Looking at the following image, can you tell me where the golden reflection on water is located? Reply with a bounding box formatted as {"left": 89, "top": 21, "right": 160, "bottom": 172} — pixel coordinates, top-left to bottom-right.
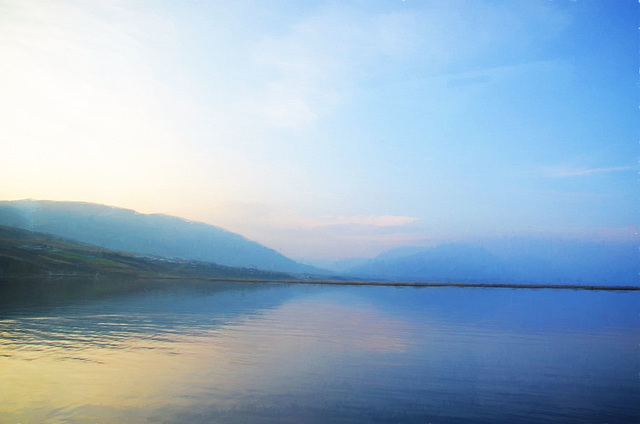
{"left": 0, "top": 297, "right": 410, "bottom": 423}
{"left": 1, "top": 284, "right": 639, "bottom": 424}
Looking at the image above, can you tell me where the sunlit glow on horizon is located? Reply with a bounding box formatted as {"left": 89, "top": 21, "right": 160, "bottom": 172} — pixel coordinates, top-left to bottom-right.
{"left": 0, "top": 0, "right": 636, "bottom": 260}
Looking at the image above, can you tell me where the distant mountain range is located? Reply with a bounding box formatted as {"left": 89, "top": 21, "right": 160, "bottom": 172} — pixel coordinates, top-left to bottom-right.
{"left": 347, "top": 238, "right": 639, "bottom": 286}
{"left": 0, "top": 200, "right": 322, "bottom": 275}
{"left": 0, "top": 200, "right": 636, "bottom": 286}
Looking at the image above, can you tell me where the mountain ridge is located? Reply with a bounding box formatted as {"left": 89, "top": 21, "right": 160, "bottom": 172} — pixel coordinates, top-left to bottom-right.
{"left": 0, "top": 224, "right": 295, "bottom": 280}
{"left": 348, "top": 238, "right": 639, "bottom": 286}
{"left": 0, "top": 200, "right": 324, "bottom": 275}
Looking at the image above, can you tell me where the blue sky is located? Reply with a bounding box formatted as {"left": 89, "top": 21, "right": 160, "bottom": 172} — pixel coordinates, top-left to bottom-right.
{"left": 0, "top": 0, "right": 637, "bottom": 260}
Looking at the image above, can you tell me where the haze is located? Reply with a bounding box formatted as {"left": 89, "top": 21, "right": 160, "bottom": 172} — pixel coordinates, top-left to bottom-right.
{"left": 0, "top": 0, "right": 636, "bottom": 261}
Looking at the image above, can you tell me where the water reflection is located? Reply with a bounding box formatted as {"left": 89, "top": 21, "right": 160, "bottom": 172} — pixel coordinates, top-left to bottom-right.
{"left": 0, "top": 278, "right": 638, "bottom": 423}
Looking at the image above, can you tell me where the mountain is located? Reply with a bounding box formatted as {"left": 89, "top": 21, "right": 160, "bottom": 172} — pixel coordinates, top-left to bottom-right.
{"left": 0, "top": 200, "right": 320, "bottom": 274}
{"left": 0, "top": 225, "right": 293, "bottom": 280}
{"left": 300, "top": 257, "right": 371, "bottom": 273}
{"left": 349, "top": 238, "right": 640, "bottom": 286}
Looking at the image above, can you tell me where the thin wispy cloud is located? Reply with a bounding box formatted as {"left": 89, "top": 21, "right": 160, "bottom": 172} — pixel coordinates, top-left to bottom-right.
{"left": 310, "top": 215, "right": 420, "bottom": 228}
{"left": 218, "top": 210, "right": 420, "bottom": 231}
{"left": 192, "top": 205, "right": 423, "bottom": 258}
{"left": 544, "top": 166, "right": 634, "bottom": 178}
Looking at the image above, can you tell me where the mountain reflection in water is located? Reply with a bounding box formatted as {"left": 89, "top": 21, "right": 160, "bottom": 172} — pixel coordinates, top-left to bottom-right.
{"left": 0, "top": 278, "right": 638, "bottom": 423}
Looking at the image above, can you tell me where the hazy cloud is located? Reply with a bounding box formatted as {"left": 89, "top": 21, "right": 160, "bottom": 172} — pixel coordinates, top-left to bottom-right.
{"left": 242, "top": 1, "right": 568, "bottom": 129}
{"left": 308, "top": 215, "right": 419, "bottom": 228}
{"left": 246, "top": 6, "right": 420, "bottom": 129}
{"left": 544, "top": 165, "right": 634, "bottom": 178}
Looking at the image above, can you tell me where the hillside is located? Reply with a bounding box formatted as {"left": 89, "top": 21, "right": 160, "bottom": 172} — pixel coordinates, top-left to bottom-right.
{"left": 0, "top": 200, "right": 322, "bottom": 274}
{"left": 0, "top": 225, "right": 292, "bottom": 281}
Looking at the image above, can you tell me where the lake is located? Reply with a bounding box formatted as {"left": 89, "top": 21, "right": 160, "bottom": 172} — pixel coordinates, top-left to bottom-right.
{"left": 0, "top": 278, "right": 638, "bottom": 423}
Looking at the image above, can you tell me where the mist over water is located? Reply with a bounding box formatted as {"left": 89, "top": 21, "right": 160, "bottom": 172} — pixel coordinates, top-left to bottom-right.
{"left": 1, "top": 278, "right": 638, "bottom": 423}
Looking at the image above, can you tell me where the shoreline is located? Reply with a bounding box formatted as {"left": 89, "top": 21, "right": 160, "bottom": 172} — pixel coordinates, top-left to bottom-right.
{"left": 207, "top": 278, "right": 640, "bottom": 291}
{"left": 3, "top": 274, "right": 637, "bottom": 291}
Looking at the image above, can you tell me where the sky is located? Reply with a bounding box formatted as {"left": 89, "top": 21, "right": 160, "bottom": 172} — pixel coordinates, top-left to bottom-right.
{"left": 0, "top": 0, "right": 637, "bottom": 261}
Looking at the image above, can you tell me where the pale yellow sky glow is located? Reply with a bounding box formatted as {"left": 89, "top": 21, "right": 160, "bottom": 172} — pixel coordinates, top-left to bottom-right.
{"left": 1, "top": 0, "right": 636, "bottom": 260}
{"left": 0, "top": 0, "right": 421, "bottom": 258}
{"left": 0, "top": 1, "right": 291, "bottom": 244}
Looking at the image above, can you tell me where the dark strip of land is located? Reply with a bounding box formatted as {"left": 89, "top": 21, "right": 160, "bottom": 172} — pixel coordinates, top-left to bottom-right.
{"left": 196, "top": 278, "right": 640, "bottom": 291}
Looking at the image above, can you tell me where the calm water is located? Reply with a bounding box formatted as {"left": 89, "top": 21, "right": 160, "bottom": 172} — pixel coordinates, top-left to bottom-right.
{"left": 0, "top": 278, "right": 638, "bottom": 424}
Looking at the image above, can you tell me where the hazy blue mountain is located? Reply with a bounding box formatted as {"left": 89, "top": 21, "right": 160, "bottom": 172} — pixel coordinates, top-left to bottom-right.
{"left": 0, "top": 200, "right": 320, "bottom": 274}
{"left": 300, "top": 257, "right": 371, "bottom": 273}
{"left": 349, "top": 238, "right": 639, "bottom": 286}
{"left": 0, "top": 225, "right": 293, "bottom": 281}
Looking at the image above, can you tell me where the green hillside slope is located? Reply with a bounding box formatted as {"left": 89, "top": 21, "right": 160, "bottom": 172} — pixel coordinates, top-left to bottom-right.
{"left": 0, "top": 225, "right": 291, "bottom": 281}
{"left": 0, "top": 200, "right": 323, "bottom": 274}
